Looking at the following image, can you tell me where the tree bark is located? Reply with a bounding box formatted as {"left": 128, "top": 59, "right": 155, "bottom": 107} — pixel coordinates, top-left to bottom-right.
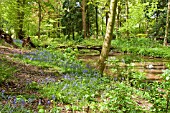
{"left": 82, "top": 0, "right": 87, "bottom": 38}
{"left": 164, "top": 0, "right": 170, "bottom": 46}
{"left": 95, "top": 5, "right": 98, "bottom": 38}
{"left": 106, "top": 12, "right": 109, "bottom": 26}
{"left": 86, "top": 5, "right": 90, "bottom": 37}
{"left": 38, "top": 0, "right": 42, "bottom": 39}
{"left": 98, "top": 0, "right": 118, "bottom": 74}
{"left": 116, "top": 5, "right": 121, "bottom": 33}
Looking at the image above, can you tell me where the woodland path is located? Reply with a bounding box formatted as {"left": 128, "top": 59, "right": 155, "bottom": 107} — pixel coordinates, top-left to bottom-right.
{"left": 0, "top": 46, "right": 61, "bottom": 110}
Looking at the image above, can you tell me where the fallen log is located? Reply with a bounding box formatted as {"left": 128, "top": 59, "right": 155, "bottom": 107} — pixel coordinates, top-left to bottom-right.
{"left": 56, "top": 45, "right": 115, "bottom": 53}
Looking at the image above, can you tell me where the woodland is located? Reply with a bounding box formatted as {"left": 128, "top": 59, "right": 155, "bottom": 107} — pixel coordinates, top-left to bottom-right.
{"left": 0, "top": 0, "right": 170, "bottom": 112}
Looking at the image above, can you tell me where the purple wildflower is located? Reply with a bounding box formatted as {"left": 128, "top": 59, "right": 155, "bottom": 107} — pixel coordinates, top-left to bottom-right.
{"left": 52, "top": 95, "right": 56, "bottom": 101}
{"left": 47, "top": 100, "right": 51, "bottom": 105}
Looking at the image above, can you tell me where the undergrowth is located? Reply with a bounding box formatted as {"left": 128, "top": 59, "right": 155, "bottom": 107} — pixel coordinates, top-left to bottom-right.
{"left": 0, "top": 38, "right": 170, "bottom": 112}
{"left": 112, "top": 38, "right": 170, "bottom": 58}
{"left": 0, "top": 58, "right": 17, "bottom": 84}
{"left": 1, "top": 48, "right": 169, "bottom": 112}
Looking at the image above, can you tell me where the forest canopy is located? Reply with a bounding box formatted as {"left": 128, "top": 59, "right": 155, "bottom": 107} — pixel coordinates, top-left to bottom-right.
{"left": 0, "top": 0, "right": 168, "bottom": 41}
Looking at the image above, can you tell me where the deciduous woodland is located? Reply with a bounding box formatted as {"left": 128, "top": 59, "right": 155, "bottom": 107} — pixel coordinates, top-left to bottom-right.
{"left": 0, "top": 0, "right": 170, "bottom": 112}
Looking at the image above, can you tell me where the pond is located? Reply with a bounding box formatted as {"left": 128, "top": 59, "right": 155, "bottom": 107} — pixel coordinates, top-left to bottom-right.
{"left": 78, "top": 52, "right": 169, "bottom": 80}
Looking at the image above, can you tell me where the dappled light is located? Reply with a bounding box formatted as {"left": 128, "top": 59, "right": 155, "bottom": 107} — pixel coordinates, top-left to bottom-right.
{"left": 0, "top": 0, "right": 170, "bottom": 112}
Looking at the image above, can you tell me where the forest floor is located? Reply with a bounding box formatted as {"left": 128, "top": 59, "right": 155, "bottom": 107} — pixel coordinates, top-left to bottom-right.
{"left": 0, "top": 46, "right": 155, "bottom": 112}
{"left": 0, "top": 46, "right": 62, "bottom": 111}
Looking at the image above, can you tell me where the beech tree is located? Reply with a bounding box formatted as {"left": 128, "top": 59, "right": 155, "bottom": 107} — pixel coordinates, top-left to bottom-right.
{"left": 98, "top": 0, "right": 118, "bottom": 74}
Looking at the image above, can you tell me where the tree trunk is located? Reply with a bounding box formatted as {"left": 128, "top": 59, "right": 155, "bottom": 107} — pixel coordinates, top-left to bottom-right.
{"left": 72, "top": 28, "right": 75, "bottom": 40}
{"left": 116, "top": 5, "right": 121, "bottom": 33}
{"left": 82, "top": 0, "right": 87, "bottom": 38}
{"left": 125, "top": 0, "right": 129, "bottom": 38}
{"left": 38, "top": 0, "right": 42, "bottom": 39}
{"left": 86, "top": 5, "right": 90, "bottom": 37}
{"left": 16, "top": 0, "right": 25, "bottom": 40}
{"left": 98, "top": 0, "right": 118, "bottom": 74}
{"left": 95, "top": 5, "right": 98, "bottom": 38}
{"left": 102, "top": 16, "right": 104, "bottom": 36}
{"left": 164, "top": 0, "right": 170, "bottom": 46}
{"left": 106, "top": 12, "right": 109, "bottom": 26}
